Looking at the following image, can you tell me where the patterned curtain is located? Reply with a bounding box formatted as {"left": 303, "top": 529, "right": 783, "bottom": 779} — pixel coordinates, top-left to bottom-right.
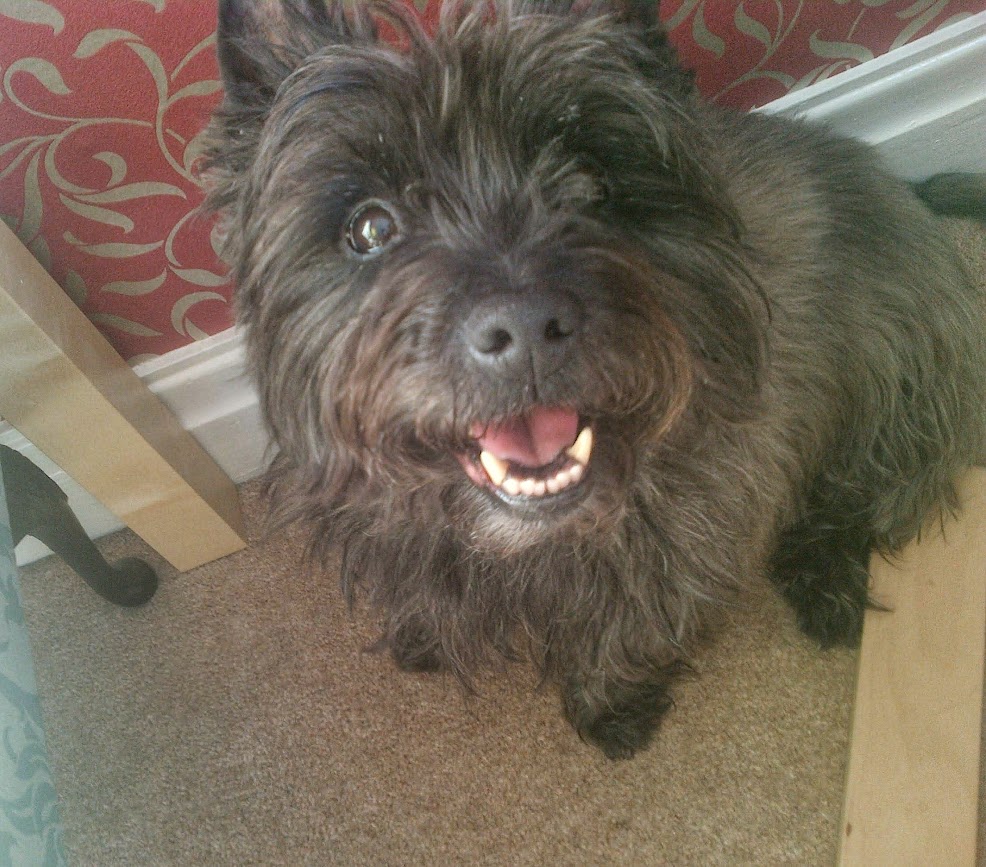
{"left": 0, "top": 467, "right": 67, "bottom": 866}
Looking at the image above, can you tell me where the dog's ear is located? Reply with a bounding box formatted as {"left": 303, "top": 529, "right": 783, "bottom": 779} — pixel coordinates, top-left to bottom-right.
{"left": 216, "top": 0, "right": 374, "bottom": 104}
{"left": 518, "top": 0, "right": 691, "bottom": 97}
{"left": 521, "top": 0, "right": 667, "bottom": 40}
{"left": 605, "top": 1, "right": 688, "bottom": 86}
{"left": 604, "top": 1, "right": 691, "bottom": 83}
{"left": 203, "top": 1, "right": 373, "bottom": 219}
{"left": 588, "top": 0, "right": 664, "bottom": 31}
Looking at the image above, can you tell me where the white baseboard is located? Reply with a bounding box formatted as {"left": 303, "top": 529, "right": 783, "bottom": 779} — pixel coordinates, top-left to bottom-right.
{"left": 129, "top": 327, "right": 272, "bottom": 485}
{"left": 4, "top": 12, "right": 985, "bottom": 566}
{"left": 763, "top": 12, "right": 986, "bottom": 178}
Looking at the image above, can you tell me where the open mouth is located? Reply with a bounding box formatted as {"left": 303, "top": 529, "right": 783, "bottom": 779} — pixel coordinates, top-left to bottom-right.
{"left": 457, "top": 406, "right": 593, "bottom": 502}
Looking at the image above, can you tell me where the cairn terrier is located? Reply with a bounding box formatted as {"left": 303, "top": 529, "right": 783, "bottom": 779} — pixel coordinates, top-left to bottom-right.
{"left": 203, "top": 0, "right": 986, "bottom": 758}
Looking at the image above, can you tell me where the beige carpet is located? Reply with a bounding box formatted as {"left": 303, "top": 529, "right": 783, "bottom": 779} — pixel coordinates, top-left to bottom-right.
{"left": 17, "top": 219, "right": 986, "bottom": 866}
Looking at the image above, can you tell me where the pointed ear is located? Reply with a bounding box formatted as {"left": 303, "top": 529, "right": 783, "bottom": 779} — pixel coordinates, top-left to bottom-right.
{"left": 520, "top": 0, "right": 691, "bottom": 95}
{"left": 542, "top": 0, "right": 666, "bottom": 32}
{"left": 216, "top": 0, "right": 374, "bottom": 103}
{"left": 604, "top": 1, "right": 681, "bottom": 64}
{"left": 605, "top": 0, "right": 663, "bottom": 28}
{"left": 600, "top": 0, "right": 694, "bottom": 98}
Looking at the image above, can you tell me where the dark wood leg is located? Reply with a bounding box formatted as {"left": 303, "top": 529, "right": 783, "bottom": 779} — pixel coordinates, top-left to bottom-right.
{"left": 1, "top": 445, "right": 157, "bottom": 606}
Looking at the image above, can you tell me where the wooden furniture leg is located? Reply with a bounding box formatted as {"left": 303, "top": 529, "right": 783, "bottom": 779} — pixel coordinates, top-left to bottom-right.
{"left": 838, "top": 468, "right": 986, "bottom": 865}
{"left": 0, "top": 221, "right": 245, "bottom": 572}
{"left": 1, "top": 445, "right": 157, "bottom": 605}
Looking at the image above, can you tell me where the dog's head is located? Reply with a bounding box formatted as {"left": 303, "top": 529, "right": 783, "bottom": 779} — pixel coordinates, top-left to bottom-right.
{"left": 204, "top": 0, "right": 766, "bottom": 554}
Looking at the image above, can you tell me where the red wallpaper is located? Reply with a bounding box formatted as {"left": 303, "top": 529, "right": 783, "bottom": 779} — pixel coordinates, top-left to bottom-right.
{"left": 2, "top": 0, "right": 984, "bottom": 361}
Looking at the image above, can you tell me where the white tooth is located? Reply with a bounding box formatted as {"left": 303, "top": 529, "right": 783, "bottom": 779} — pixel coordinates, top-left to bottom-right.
{"left": 569, "top": 462, "right": 585, "bottom": 483}
{"left": 519, "top": 478, "right": 538, "bottom": 497}
{"left": 502, "top": 477, "right": 521, "bottom": 497}
{"left": 566, "top": 426, "right": 594, "bottom": 467}
{"left": 480, "top": 451, "right": 509, "bottom": 486}
{"left": 546, "top": 476, "right": 563, "bottom": 494}
{"left": 533, "top": 480, "right": 547, "bottom": 497}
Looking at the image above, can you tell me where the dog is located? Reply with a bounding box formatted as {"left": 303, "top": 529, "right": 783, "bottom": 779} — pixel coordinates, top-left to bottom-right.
{"left": 202, "top": 0, "right": 986, "bottom": 759}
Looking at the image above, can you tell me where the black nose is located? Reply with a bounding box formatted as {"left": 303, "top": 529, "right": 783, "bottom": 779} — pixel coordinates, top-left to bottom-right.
{"left": 462, "top": 291, "right": 583, "bottom": 372}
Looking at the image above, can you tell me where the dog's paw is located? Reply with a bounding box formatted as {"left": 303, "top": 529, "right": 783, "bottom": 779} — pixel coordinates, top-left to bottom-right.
{"left": 791, "top": 586, "right": 866, "bottom": 649}
{"left": 392, "top": 645, "right": 445, "bottom": 674}
{"left": 564, "top": 680, "right": 674, "bottom": 760}
{"left": 579, "top": 709, "right": 659, "bottom": 760}
{"left": 771, "top": 520, "right": 872, "bottom": 649}
{"left": 774, "top": 551, "right": 871, "bottom": 649}
{"left": 387, "top": 620, "right": 447, "bottom": 673}
{"left": 773, "top": 545, "right": 869, "bottom": 648}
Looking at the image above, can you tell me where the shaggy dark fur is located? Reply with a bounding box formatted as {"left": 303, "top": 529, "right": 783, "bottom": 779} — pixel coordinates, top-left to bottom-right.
{"left": 202, "top": 0, "right": 986, "bottom": 758}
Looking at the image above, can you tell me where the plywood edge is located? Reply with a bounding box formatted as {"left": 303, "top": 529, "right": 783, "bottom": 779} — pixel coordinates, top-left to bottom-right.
{"left": 0, "top": 222, "right": 246, "bottom": 570}
{"left": 838, "top": 468, "right": 986, "bottom": 866}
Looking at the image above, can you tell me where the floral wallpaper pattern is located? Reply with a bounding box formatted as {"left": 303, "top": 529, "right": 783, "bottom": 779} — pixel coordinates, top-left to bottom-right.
{"left": 663, "top": 0, "right": 983, "bottom": 107}
{"left": 1, "top": 0, "right": 226, "bottom": 362}
{"left": 1, "top": 0, "right": 984, "bottom": 361}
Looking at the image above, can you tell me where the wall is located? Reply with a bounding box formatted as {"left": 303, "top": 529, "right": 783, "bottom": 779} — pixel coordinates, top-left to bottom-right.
{"left": 1, "top": 0, "right": 984, "bottom": 363}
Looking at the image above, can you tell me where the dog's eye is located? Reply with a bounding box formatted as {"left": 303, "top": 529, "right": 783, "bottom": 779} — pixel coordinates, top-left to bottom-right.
{"left": 346, "top": 202, "right": 400, "bottom": 256}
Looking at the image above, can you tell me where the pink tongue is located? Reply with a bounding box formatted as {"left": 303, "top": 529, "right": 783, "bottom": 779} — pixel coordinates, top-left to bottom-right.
{"left": 473, "top": 407, "right": 579, "bottom": 468}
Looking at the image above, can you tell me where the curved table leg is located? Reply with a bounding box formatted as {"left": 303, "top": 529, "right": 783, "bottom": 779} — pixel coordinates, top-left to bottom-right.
{"left": 0, "top": 446, "right": 157, "bottom": 607}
